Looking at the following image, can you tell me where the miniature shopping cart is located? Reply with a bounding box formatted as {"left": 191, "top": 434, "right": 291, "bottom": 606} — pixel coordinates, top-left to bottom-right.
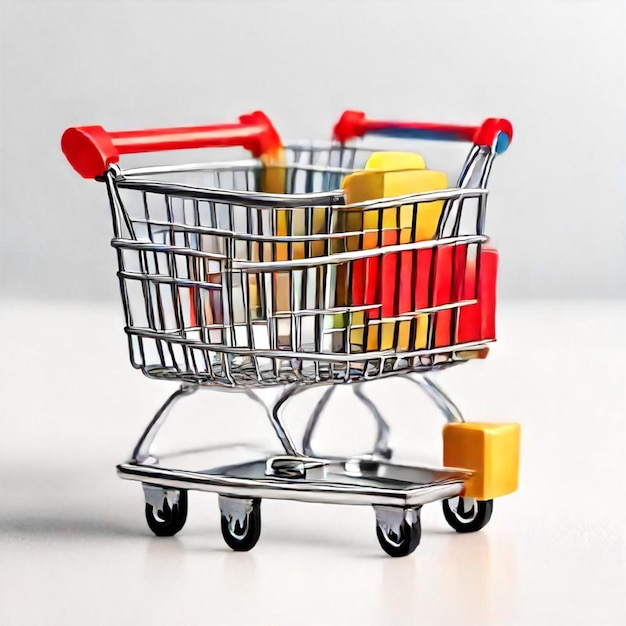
{"left": 61, "top": 110, "right": 521, "bottom": 557}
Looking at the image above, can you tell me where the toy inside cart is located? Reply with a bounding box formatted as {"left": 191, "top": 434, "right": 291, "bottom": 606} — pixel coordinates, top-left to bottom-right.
{"left": 61, "top": 110, "right": 520, "bottom": 557}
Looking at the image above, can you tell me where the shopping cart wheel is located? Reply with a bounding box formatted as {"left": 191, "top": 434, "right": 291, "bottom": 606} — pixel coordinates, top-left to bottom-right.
{"left": 144, "top": 487, "right": 188, "bottom": 537}
{"left": 442, "top": 497, "right": 493, "bottom": 533}
{"left": 374, "top": 505, "right": 421, "bottom": 557}
{"left": 219, "top": 496, "right": 261, "bottom": 552}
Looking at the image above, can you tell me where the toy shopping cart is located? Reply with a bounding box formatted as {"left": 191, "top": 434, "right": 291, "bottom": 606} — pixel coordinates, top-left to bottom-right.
{"left": 61, "top": 110, "right": 521, "bottom": 557}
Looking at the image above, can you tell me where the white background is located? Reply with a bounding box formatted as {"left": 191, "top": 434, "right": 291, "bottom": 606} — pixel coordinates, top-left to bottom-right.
{"left": 1, "top": 0, "right": 625, "bottom": 300}
{"left": 1, "top": 1, "right": 625, "bottom": 625}
{"left": 1, "top": 301, "right": 625, "bottom": 625}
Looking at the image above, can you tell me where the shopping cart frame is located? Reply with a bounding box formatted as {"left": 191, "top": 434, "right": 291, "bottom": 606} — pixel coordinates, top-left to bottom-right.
{"left": 62, "top": 110, "right": 515, "bottom": 556}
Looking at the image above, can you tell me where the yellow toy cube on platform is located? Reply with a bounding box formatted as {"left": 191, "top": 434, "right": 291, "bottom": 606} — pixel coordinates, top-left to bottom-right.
{"left": 443, "top": 422, "right": 521, "bottom": 500}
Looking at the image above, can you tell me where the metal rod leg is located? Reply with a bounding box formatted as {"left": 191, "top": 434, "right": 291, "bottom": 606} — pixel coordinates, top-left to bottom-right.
{"left": 406, "top": 374, "right": 465, "bottom": 423}
{"left": 353, "top": 385, "right": 392, "bottom": 458}
{"left": 132, "top": 383, "right": 199, "bottom": 463}
{"left": 302, "top": 386, "right": 335, "bottom": 457}
{"left": 246, "top": 385, "right": 301, "bottom": 457}
{"left": 302, "top": 384, "right": 391, "bottom": 459}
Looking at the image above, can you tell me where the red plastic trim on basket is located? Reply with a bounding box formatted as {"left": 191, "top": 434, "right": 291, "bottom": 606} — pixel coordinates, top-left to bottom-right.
{"left": 61, "top": 111, "right": 282, "bottom": 178}
{"left": 333, "top": 110, "right": 513, "bottom": 153}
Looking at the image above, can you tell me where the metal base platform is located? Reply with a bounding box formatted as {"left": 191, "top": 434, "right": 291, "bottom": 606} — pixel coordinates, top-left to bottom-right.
{"left": 117, "top": 456, "right": 469, "bottom": 507}
{"left": 118, "top": 375, "right": 489, "bottom": 556}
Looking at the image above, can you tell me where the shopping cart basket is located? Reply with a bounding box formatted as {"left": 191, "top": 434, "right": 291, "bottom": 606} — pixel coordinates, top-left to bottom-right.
{"left": 61, "top": 110, "right": 521, "bottom": 556}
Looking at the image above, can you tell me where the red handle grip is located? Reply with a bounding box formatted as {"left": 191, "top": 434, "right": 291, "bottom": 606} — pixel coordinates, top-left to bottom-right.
{"left": 333, "top": 110, "right": 513, "bottom": 154}
{"left": 62, "top": 111, "right": 282, "bottom": 178}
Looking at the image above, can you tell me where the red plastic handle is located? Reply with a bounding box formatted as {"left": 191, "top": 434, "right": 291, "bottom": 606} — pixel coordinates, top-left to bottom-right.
{"left": 333, "top": 110, "right": 513, "bottom": 153}
{"left": 62, "top": 111, "right": 282, "bottom": 178}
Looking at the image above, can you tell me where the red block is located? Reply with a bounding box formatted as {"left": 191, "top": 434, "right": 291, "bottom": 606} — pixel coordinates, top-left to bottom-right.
{"left": 415, "top": 245, "right": 468, "bottom": 347}
{"left": 457, "top": 248, "right": 498, "bottom": 344}
{"left": 349, "top": 239, "right": 473, "bottom": 349}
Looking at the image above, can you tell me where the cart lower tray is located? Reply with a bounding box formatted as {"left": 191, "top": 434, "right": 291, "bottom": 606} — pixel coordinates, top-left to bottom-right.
{"left": 117, "top": 456, "right": 469, "bottom": 507}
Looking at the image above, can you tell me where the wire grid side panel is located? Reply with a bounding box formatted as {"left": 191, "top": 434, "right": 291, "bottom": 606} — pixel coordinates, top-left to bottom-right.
{"left": 129, "top": 165, "right": 260, "bottom": 193}
{"left": 287, "top": 143, "right": 377, "bottom": 170}
{"left": 259, "top": 145, "right": 378, "bottom": 195}
{"left": 114, "top": 183, "right": 341, "bottom": 383}
{"left": 326, "top": 194, "right": 484, "bottom": 349}
{"left": 112, "top": 181, "right": 487, "bottom": 385}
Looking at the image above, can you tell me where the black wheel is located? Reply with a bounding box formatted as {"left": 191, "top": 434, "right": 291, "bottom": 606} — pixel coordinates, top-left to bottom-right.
{"left": 442, "top": 497, "right": 493, "bottom": 533}
{"left": 145, "top": 489, "right": 188, "bottom": 537}
{"left": 375, "top": 507, "right": 422, "bottom": 557}
{"left": 220, "top": 498, "right": 261, "bottom": 552}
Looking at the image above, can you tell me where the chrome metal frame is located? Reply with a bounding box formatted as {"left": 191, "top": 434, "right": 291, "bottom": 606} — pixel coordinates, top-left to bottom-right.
{"left": 101, "top": 135, "right": 505, "bottom": 521}
{"left": 301, "top": 384, "right": 392, "bottom": 459}
{"left": 118, "top": 371, "right": 471, "bottom": 507}
{"left": 104, "top": 141, "right": 495, "bottom": 389}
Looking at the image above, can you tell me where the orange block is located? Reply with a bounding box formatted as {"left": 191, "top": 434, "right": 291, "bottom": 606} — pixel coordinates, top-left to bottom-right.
{"left": 443, "top": 422, "right": 520, "bottom": 500}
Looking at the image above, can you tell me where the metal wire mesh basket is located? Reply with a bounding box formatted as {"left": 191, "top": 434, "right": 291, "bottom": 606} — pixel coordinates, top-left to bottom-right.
{"left": 60, "top": 110, "right": 517, "bottom": 557}
{"left": 87, "top": 122, "right": 502, "bottom": 387}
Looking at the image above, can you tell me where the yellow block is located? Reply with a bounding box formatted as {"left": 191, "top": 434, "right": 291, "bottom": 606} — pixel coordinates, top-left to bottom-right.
{"left": 443, "top": 422, "right": 521, "bottom": 500}
{"left": 273, "top": 149, "right": 428, "bottom": 262}
{"left": 365, "top": 151, "right": 425, "bottom": 171}
{"left": 271, "top": 145, "right": 326, "bottom": 261}
{"left": 260, "top": 149, "right": 287, "bottom": 194}
{"left": 348, "top": 311, "right": 428, "bottom": 352}
{"left": 245, "top": 149, "right": 287, "bottom": 314}
{"left": 340, "top": 167, "right": 448, "bottom": 250}
{"left": 275, "top": 206, "right": 328, "bottom": 260}
{"left": 260, "top": 151, "right": 288, "bottom": 258}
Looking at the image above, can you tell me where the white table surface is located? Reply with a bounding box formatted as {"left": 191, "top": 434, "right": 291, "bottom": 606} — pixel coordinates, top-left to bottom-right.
{"left": 1, "top": 299, "right": 624, "bottom": 625}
